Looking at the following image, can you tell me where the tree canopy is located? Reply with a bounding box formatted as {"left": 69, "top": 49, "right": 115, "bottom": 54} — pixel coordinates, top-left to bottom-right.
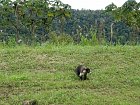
{"left": 0, "top": 0, "right": 71, "bottom": 45}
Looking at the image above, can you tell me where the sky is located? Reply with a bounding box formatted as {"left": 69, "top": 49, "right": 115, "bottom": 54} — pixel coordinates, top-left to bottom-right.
{"left": 61, "top": 0, "right": 140, "bottom": 10}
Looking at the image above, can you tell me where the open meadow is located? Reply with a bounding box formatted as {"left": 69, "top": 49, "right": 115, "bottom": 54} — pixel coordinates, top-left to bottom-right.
{"left": 0, "top": 45, "right": 140, "bottom": 105}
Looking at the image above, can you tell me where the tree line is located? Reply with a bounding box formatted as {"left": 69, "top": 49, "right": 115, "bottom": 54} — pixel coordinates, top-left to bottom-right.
{"left": 0, "top": 0, "right": 140, "bottom": 46}
{"left": 0, "top": 0, "right": 71, "bottom": 45}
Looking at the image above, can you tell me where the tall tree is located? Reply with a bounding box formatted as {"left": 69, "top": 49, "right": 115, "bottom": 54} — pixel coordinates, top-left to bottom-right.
{"left": 105, "top": 0, "right": 140, "bottom": 44}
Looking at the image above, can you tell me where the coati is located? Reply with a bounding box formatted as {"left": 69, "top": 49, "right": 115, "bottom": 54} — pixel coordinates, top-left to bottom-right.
{"left": 75, "top": 65, "right": 90, "bottom": 80}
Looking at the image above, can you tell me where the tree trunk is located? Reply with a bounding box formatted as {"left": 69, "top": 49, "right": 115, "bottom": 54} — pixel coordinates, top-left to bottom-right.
{"left": 60, "top": 17, "right": 65, "bottom": 34}
{"left": 30, "top": 21, "right": 36, "bottom": 45}
{"left": 15, "top": 27, "right": 19, "bottom": 43}
{"left": 110, "top": 23, "right": 114, "bottom": 44}
{"left": 15, "top": 4, "right": 20, "bottom": 44}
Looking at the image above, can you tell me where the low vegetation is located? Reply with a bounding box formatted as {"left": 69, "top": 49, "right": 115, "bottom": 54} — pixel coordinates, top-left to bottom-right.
{"left": 0, "top": 45, "right": 140, "bottom": 105}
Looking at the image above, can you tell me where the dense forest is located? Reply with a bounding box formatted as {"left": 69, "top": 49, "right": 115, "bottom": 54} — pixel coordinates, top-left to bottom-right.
{"left": 53, "top": 9, "right": 133, "bottom": 45}
{"left": 0, "top": 0, "right": 140, "bottom": 45}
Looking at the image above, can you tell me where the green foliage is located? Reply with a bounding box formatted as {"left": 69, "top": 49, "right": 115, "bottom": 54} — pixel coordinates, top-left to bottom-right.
{"left": 48, "top": 31, "right": 59, "bottom": 44}
{"left": 0, "top": 0, "right": 140, "bottom": 46}
{"left": 90, "top": 32, "right": 99, "bottom": 45}
{"left": 7, "top": 36, "right": 16, "bottom": 47}
{"left": 80, "top": 32, "right": 107, "bottom": 46}
{"left": 105, "top": 0, "right": 140, "bottom": 44}
{"left": 48, "top": 32, "right": 74, "bottom": 45}
{"left": 80, "top": 35, "right": 90, "bottom": 46}
{"left": 0, "top": 0, "right": 71, "bottom": 45}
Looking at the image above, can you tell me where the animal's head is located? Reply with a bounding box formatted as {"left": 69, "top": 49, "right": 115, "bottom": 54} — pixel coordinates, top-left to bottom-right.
{"left": 85, "top": 68, "right": 90, "bottom": 73}
{"left": 79, "top": 67, "right": 90, "bottom": 76}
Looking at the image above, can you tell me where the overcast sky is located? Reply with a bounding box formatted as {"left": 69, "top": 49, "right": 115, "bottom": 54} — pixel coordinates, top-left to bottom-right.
{"left": 61, "top": 0, "right": 140, "bottom": 10}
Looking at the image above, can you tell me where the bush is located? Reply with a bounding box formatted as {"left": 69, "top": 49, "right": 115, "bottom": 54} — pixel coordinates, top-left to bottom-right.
{"left": 80, "top": 35, "right": 91, "bottom": 45}
{"left": 7, "top": 37, "right": 16, "bottom": 47}
{"left": 48, "top": 32, "right": 74, "bottom": 45}
{"left": 90, "top": 32, "right": 99, "bottom": 45}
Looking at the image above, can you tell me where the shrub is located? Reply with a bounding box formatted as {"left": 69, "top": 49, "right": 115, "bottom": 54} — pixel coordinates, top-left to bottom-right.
{"left": 80, "top": 35, "right": 91, "bottom": 45}
{"left": 48, "top": 32, "right": 74, "bottom": 45}
{"left": 7, "top": 36, "right": 16, "bottom": 47}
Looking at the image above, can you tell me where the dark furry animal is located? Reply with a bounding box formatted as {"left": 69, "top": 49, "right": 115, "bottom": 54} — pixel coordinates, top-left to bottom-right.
{"left": 75, "top": 65, "right": 90, "bottom": 80}
{"left": 22, "top": 100, "right": 38, "bottom": 105}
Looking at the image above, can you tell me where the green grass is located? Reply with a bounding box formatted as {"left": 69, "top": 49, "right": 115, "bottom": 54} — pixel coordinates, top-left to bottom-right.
{"left": 0, "top": 45, "right": 140, "bottom": 105}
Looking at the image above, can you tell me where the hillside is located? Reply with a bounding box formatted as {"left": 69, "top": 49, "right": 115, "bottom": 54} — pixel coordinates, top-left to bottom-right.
{"left": 0, "top": 45, "right": 140, "bottom": 105}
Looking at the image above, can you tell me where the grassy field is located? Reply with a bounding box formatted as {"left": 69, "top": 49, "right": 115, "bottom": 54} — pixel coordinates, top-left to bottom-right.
{"left": 0, "top": 45, "right": 140, "bottom": 105}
